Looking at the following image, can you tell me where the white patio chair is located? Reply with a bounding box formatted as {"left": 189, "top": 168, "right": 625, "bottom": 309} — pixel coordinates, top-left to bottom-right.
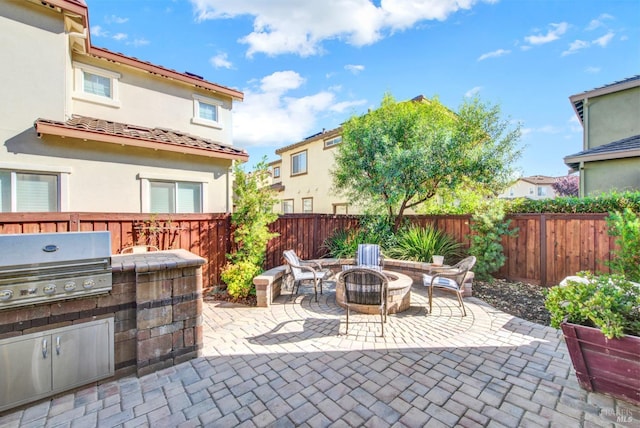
{"left": 423, "top": 256, "right": 476, "bottom": 316}
{"left": 283, "top": 250, "right": 328, "bottom": 302}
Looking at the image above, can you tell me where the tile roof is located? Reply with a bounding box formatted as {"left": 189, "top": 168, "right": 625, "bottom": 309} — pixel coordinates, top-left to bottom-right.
{"left": 564, "top": 134, "right": 640, "bottom": 169}
{"left": 34, "top": 116, "right": 248, "bottom": 161}
{"left": 521, "top": 175, "right": 557, "bottom": 185}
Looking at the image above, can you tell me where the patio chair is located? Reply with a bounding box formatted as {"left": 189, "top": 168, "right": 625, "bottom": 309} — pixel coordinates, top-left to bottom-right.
{"left": 340, "top": 268, "right": 389, "bottom": 337}
{"left": 423, "top": 256, "right": 476, "bottom": 316}
{"left": 343, "top": 243, "right": 384, "bottom": 271}
{"left": 283, "top": 250, "right": 328, "bottom": 302}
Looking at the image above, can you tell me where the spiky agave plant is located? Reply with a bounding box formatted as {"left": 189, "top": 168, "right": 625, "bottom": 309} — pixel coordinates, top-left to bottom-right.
{"left": 386, "top": 225, "right": 465, "bottom": 263}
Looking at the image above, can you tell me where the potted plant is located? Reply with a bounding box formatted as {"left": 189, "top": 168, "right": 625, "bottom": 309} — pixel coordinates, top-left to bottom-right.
{"left": 545, "top": 272, "right": 640, "bottom": 405}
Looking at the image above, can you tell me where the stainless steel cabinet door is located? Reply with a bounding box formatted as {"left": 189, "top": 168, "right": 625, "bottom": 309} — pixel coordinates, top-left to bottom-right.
{"left": 52, "top": 318, "right": 114, "bottom": 392}
{"left": 0, "top": 333, "right": 52, "bottom": 412}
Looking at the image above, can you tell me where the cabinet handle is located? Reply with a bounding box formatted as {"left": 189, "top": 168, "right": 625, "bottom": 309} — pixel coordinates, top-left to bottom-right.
{"left": 56, "top": 336, "right": 61, "bottom": 355}
{"left": 42, "top": 338, "right": 47, "bottom": 359}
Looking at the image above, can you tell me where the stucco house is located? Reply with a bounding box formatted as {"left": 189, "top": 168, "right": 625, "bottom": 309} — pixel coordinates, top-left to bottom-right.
{"left": 1, "top": 0, "right": 247, "bottom": 214}
{"left": 270, "top": 127, "right": 357, "bottom": 214}
{"left": 564, "top": 75, "right": 640, "bottom": 196}
{"left": 498, "top": 175, "right": 558, "bottom": 200}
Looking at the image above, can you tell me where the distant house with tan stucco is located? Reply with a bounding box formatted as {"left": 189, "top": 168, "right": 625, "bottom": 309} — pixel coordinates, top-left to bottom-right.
{"left": 498, "top": 175, "right": 558, "bottom": 200}
{"left": 270, "top": 127, "right": 357, "bottom": 214}
{"left": 1, "top": 0, "right": 247, "bottom": 214}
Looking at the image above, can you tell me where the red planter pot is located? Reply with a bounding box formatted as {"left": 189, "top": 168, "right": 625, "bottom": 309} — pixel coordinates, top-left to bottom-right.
{"left": 561, "top": 322, "right": 640, "bottom": 406}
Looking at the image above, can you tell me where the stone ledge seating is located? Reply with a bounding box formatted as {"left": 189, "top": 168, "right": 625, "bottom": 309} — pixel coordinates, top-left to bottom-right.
{"left": 253, "top": 258, "right": 474, "bottom": 307}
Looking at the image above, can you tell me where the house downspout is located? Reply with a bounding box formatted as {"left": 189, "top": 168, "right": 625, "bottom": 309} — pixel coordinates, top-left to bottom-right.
{"left": 227, "top": 162, "right": 234, "bottom": 213}
{"left": 579, "top": 161, "right": 585, "bottom": 197}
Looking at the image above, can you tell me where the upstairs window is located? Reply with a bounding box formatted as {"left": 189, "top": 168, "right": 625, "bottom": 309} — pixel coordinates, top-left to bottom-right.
{"left": 73, "top": 62, "right": 121, "bottom": 107}
{"left": 0, "top": 170, "right": 60, "bottom": 212}
{"left": 150, "top": 181, "right": 202, "bottom": 213}
{"left": 273, "top": 166, "right": 281, "bottom": 178}
{"left": 324, "top": 136, "right": 342, "bottom": 148}
{"left": 193, "top": 95, "right": 222, "bottom": 128}
{"left": 302, "top": 198, "right": 313, "bottom": 213}
{"left": 291, "top": 150, "right": 307, "bottom": 176}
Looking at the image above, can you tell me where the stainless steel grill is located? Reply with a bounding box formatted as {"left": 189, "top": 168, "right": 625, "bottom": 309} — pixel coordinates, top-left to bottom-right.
{"left": 0, "top": 231, "right": 112, "bottom": 310}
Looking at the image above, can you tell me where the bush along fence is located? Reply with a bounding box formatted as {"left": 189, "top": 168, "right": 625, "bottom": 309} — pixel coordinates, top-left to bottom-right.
{"left": 0, "top": 212, "right": 614, "bottom": 289}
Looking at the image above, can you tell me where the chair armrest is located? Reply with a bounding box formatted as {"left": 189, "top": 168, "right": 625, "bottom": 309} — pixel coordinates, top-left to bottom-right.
{"left": 300, "top": 260, "right": 323, "bottom": 271}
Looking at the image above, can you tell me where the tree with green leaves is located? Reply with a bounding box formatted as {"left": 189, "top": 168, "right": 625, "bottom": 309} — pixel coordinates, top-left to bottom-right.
{"left": 332, "top": 93, "right": 522, "bottom": 231}
{"left": 221, "top": 158, "right": 279, "bottom": 298}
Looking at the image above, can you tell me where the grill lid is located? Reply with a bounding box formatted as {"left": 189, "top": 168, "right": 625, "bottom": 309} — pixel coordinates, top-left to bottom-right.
{"left": 0, "top": 231, "right": 111, "bottom": 267}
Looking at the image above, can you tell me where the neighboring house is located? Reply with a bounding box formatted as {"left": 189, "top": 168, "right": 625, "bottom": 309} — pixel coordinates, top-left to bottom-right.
{"left": 270, "top": 127, "right": 355, "bottom": 214}
{"left": 0, "top": 0, "right": 247, "bottom": 214}
{"left": 564, "top": 75, "right": 640, "bottom": 196}
{"left": 498, "top": 175, "right": 558, "bottom": 200}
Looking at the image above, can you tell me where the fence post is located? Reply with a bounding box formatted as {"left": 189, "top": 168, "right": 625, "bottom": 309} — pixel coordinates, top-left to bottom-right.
{"left": 540, "top": 213, "right": 547, "bottom": 286}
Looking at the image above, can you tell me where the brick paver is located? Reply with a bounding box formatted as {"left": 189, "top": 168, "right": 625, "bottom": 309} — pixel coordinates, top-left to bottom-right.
{"left": 0, "top": 281, "right": 639, "bottom": 427}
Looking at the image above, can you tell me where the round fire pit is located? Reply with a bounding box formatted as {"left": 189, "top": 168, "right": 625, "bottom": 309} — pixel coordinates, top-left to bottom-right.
{"left": 336, "top": 270, "right": 413, "bottom": 314}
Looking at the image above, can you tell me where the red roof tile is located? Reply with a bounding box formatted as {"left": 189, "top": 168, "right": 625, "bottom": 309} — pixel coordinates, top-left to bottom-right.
{"left": 34, "top": 116, "right": 248, "bottom": 161}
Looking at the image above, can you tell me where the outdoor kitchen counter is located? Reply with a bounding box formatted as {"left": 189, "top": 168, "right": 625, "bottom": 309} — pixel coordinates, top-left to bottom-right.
{"left": 111, "top": 249, "right": 206, "bottom": 273}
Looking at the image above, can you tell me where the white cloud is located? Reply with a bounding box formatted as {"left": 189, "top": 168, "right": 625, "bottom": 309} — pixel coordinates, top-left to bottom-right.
{"left": 593, "top": 31, "right": 614, "bottom": 47}
{"left": 127, "top": 38, "right": 150, "bottom": 47}
{"left": 568, "top": 115, "right": 582, "bottom": 133}
{"left": 105, "top": 15, "right": 129, "bottom": 24}
{"left": 585, "top": 66, "right": 601, "bottom": 74}
{"left": 113, "top": 33, "right": 128, "bottom": 41}
{"left": 586, "top": 13, "right": 613, "bottom": 31}
{"left": 189, "top": 0, "right": 495, "bottom": 57}
{"left": 524, "top": 22, "right": 568, "bottom": 45}
{"left": 345, "top": 64, "right": 365, "bottom": 74}
{"left": 91, "top": 25, "right": 109, "bottom": 37}
{"left": 232, "top": 71, "right": 365, "bottom": 147}
{"left": 464, "top": 86, "right": 482, "bottom": 97}
{"left": 477, "top": 48, "right": 510, "bottom": 61}
{"left": 562, "top": 40, "right": 589, "bottom": 56}
{"left": 210, "top": 53, "right": 233, "bottom": 69}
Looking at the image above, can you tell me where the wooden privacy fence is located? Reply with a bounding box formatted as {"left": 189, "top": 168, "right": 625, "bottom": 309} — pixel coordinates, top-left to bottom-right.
{"left": 0, "top": 212, "right": 615, "bottom": 289}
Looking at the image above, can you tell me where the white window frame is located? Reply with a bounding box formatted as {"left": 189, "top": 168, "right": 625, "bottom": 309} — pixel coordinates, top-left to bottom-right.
{"left": 192, "top": 95, "right": 222, "bottom": 129}
{"left": 291, "top": 150, "right": 307, "bottom": 176}
{"left": 537, "top": 186, "right": 547, "bottom": 197}
{"left": 302, "top": 197, "right": 313, "bottom": 213}
{"left": 73, "top": 62, "right": 121, "bottom": 108}
{"left": 324, "top": 136, "right": 342, "bottom": 148}
{"left": 273, "top": 166, "right": 281, "bottom": 178}
{"left": 0, "top": 163, "right": 71, "bottom": 212}
{"left": 139, "top": 172, "right": 208, "bottom": 213}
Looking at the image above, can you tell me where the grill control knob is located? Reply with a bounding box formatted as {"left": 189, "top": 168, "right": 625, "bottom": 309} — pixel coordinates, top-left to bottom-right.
{"left": 43, "top": 284, "right": 56, "bottom": 295}
{"left": 0, "top": 289, "right": 12, "bottom": 301}
{"left": 64, "top": 281, "right": 76, "bottom": 292}
{"left": 83, "top": 279, "right": 95, "bottom": 289}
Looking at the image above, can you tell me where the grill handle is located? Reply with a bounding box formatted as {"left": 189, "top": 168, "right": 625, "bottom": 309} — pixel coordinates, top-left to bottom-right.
{"left": 56, "top": 336, "right": 61, "bottom": 355}
{"left": 42, "top": 338, "right": 48, "bottom": 359}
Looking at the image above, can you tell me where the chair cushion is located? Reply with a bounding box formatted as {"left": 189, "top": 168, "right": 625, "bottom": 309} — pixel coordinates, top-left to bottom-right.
{"left": 357, "top": 244, "right": 381, "bottom": 267}
{"left": 295, "top": 270, "right": 327, "bottom": 281}
{"left": 422, "top": 274, "right": 460, "bottom": 291}
{"left": 342, "top": 264, "right": 382, "bottom": 272}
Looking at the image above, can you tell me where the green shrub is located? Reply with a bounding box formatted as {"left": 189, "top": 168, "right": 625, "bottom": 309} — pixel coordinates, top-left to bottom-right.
{"left": 221, "top": 261, "right": 261, "bottom": 299}
{"left": 606, "top": 208, "right": 640, "bottom": 282}
{"left": 468, "top": 201, "right": 518, "bottom": 281}
{"left": 386, "top": 225, "right": 464, "bottom": 263}
{"left": 545, "top": 272, "right": 640, "bottom": 338}
{"left": 507, "top": 191, "right": 640, "bottom": 214}
{"left": 321, "top": 228, "right": 369, "bottom": 259}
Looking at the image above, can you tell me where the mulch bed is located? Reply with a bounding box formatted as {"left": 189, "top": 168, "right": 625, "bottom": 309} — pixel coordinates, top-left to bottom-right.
{"left": 206, "top": 278, "right": 552, "bottom": 327}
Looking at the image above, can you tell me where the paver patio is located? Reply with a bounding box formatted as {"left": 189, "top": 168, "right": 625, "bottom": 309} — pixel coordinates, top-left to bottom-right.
{"left": 0, "top": 281, "right": 638, "bottom": 427}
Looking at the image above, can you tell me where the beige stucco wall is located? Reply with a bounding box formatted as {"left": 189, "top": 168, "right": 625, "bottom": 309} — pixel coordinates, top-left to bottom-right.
{"left": 70, "top": 56, "right": 235, "bottom": 145}
{"left": 276, "top": 140, "right": 356, "bottom": 214}
{"left": 1, "top": 1, "right": 236, "bottom": 213}
{"left": 499, "top": 180, "right": 556, "bottom": 199}
{"left": 0, "top": 1, "right": 66, "bottom": 140}
{"left": 585, "top": 87, "right": 640, "bottom": 149}
{"left": 583, "top": 158, "right": 640, "bottom": 196}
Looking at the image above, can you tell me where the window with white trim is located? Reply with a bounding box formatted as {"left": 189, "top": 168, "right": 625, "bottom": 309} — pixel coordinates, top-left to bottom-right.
{"left": 150, "top": 181, "right": 202, "bottom": 213}
{"left": 273, "top": 166, "right": 280, "bottom": 178}
{"left": 324, "top": 136, "right": 342, "bottom": 148}
{"left": 192, "top": 95, "right": 222, "bottom": 128}
{"left": 537, "top": 186, "right": 547, "bottom": 197}
{"left": 302, "top": 197, "right": 313, "bottom": 213}
{"left": 291, "top": 150, "right": 307, "bottom": 176}
{"left": 0, "top": 170, "right": 59, "bottom": 212}
{"left": 282, "top": 199, "right": 294, "bottom": 214}
{"left": 73, "top": 62, "right": 121, "bottom": 107}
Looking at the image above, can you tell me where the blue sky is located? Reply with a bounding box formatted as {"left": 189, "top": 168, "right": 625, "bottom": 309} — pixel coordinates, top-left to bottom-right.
{"left": 85, "top": 0, "right": 639, "bottom": 178}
